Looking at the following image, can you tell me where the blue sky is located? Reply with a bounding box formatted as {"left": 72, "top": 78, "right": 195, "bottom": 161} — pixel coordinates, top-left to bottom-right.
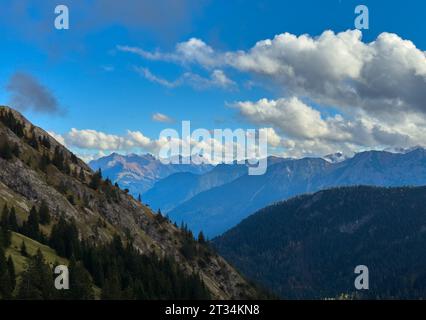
{"left": 1, "top": 0, "right": 426, "bottom": 160}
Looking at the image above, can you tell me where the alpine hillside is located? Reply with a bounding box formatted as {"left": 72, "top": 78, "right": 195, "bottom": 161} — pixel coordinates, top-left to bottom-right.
{"left": 0, "top": 106, "right": 259, "bottom": 300}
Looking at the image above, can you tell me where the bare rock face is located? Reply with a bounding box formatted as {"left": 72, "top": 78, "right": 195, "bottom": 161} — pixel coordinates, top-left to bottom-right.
{"left": 0, "top": 106, "right": 257, "bottom": 299}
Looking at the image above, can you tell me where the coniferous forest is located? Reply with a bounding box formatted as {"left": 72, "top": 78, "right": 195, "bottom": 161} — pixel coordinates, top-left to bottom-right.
{"left": 0, "top": 203, "right": 210, "bottom": 300}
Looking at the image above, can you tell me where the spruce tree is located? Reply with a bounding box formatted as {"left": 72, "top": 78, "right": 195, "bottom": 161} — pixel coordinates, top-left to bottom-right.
{"left": 0, "top": 246, "right": 13, "bottom": 299}
{"left": 23, "top": 206, "right": 41, "bottom": 241}
{"left": 52, "top": 146, "right": 65, "bottom": 171}
{"left": 39, "top": 200, "right": 51, "bottom": 225}
{"left": 0, "top": 141, "right": 13, "bottom": 160}
{"left": 68, "top": 258, "right": 94, "bottom": 300}
{"left": 7, "top": 256, "right": 16, "bottom": 292}
{"left": 101, "top": 275, "right": 122, "bottom": 300}
{"left": 39, "top": 151, "right": 51, "bottom": 172}
{"left": 20, "top": 240, "right": 28, "bottom": 257}
{"left": 79, "top": 168, "right": 86, "bottom": 182}
{"left": 8, "top": 207, "right": 18, "bottom": 232}
{"left": 89, "top": 169, "right": 102, "bottom": 190}
{"left": 197, "top": 231, "right": 206, "bottom": 244}
{"left": 17, "top": 249, "right": 57, "bottom": 300}
{"left": 1, "top": 204, "right": 9, "bottom": 228}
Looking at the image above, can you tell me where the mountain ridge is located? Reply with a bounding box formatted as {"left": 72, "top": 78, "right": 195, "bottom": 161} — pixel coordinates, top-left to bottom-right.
{"left": 89, "top": 152, "right": 213, "bottom": 196}
{"left": 167, "top": 148, "right": 426, "bottom": 237}
{"left": 213, "top": 185, "right": 426, "bottom": 299}
{"left": 0, "top": 105, "right": 257, "bottom": 299}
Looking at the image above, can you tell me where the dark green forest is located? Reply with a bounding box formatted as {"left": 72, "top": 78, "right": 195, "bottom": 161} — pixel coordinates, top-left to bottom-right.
{"left": 214, "top": 186, "right": 426, "bottom": 299}
{"left": 0, "top": 203, "right": 210, "bottom": 300}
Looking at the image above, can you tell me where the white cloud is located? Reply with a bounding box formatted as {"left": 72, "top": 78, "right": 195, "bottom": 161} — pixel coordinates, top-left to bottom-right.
{"left": 152, "top": 112, "right": 174, "bottom": 123}
{"left": 118, "top": 38, "right": 221, "bottom": 68}
{"left": 134, "top": 66, "right": 236, "bottom": 90}
{"left": 235, "top": 97, "right": 329, "bottom": 140}
{"left": 64, "top": 128, "right": 130, "bottom": 151}
{"left": 232, "top": 31, "right": 426, "bottom": 121}
{"left": 122, "top": 30, "right": 426, "bottom": 120}
{"left": 51, "top": 127, "right": 271, "bottom": 164}
{"left": 56, "top": 128, "right": 157, "bottom": 153}
{"left": 136, "top": 67, "right": 178, "bottom": 88}
{"left": 233, "top": 97, "right": 422, "bottom": 157}
{"left": 117, "top": 31, "right": 426, "bottom": 157}
{"left": 265, "top": 127, "right": 281, "bottom": 147}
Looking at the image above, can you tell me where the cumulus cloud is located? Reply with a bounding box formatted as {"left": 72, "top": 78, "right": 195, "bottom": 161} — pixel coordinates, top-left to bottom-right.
{"left": 52, "top": 126, "right": 272, "bottom": 164}
{"left": 62, "top": 128, "right": 157, "bottom": 152}
{"left": 233, "top": 97, "right": 421, "bottom": 157}
{"left": 152, "top": 112, "right": 174, "bottom": 123}
{"left": 227, "top": 30, "right": 426, "bottom": 121}
{"left": 123, "top": 30, "right": 426, "bottom": 120}
{"left": 134, "top": 67, "right": 236, "bottom": 90}
{"left": 6, "top": 72, "right": 61, "bottom": 114}
{"left": 121, "top": 29, "right": 426, "bottom": 157}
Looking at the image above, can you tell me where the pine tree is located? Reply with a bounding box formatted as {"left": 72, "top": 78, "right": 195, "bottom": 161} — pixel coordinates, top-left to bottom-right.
{"left": 89, "top": 169, "right": 103, "bottom": 190}
{"left": 17, "top": 249, "right": 57, "bottom": 299}
{"left": 79, "top": 168, "right": 86, "bottom": 182}
{"left": 39, "top": 200, "right": 51, "bottom": 225}
{"left": 39, "top": 151, "right": 51, "bottom": 172}
{"left": 11, "top": 143, "right": 20, "bottom": 157}
{"left": 28, "top": 132, "right": 39, "bottom": 150}
{"left": 8, "top": 207, "right": 18, "bottom": 232}
{"left": 101, "top": 275, "right": 122, "bottom": 300}
{"left": 0, "top": 246, "right": 13, "bottom": 299}
{"left": 1, "top": 204, "right": 9, "bottom": 228}
{"left": 0, "top": 206, "right": 12, "bottom": 248}
{"left": 7, "top": 256, "right": 16, "bottom": 292}
{"left": 197, "top": 231, "right": 206, "bottom": 244}
{"left": 40, "top": 136, "right": 51, "bottom": 149}
{"left": 0, "top": 141, "right": 13, "bottom": 160}
{"left": 22, "top": 206, "right": 41, "bottom": 241}
{"left": 0, "top": 227, "right": 11, "bottom": 248}
{"left": 49, "top": 217, "right": 81, "bottom": 259}
{"left": 68, "top": 258, "right": 94, "bottom": 300}
{"left": 52, "top": 146, "right": 65, "bottom": 171}
{"left": 20, "top": 240, "right": 28, "bottom": 257}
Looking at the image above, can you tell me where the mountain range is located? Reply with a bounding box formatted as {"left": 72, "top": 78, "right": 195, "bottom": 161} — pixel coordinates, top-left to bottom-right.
{"left": 141, "top": 148, "right": 426, "bottom": 238}
{"left": 0, "top": 106, "right": 258, "bottom": 299}
{"left": 89, "top": 153, "right": 213, "bottom": 196}
{"left": 213, "top": 185, "right": 426, "bottom": 299}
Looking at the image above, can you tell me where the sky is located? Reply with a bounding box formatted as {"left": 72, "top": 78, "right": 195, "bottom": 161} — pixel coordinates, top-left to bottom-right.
{"left": 1, "top": 0, "right": 426, "bottom": 161}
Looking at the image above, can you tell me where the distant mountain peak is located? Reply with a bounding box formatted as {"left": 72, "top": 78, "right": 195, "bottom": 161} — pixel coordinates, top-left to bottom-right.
{"left": 89, "top": 152, "right": 214, "bottom": 195}
{"left": 384, "top": 145, "right": 425, "bottom": 154}
{"left": 322, "top": 152, "right": 348, "bottom": 163}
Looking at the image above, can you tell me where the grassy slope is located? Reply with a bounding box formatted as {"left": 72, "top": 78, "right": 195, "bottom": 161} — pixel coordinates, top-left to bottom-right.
{"left": 6, "top": 232, "right": 68, "bottom": 274}
{"left": 5, "top": 232, "right": 101, "bottom": 298}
